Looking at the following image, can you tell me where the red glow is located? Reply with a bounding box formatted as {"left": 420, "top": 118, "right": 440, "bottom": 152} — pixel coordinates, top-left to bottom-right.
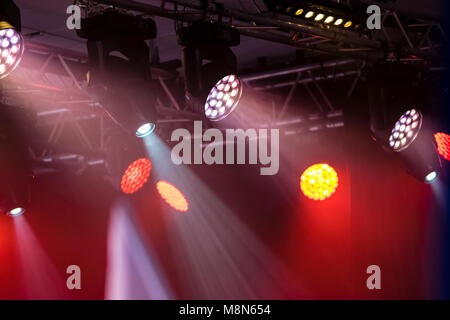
{"left": 300, "top": 163, "right": 338, "bottom": 201}
{"left": 435, "top": 132, "right": 450, "bottom": 161}
{"left": 156, "top": 181, "right": 189, "bottom": 212}
{"left": 120, "top": 158, "right": 152, "bottom": 194}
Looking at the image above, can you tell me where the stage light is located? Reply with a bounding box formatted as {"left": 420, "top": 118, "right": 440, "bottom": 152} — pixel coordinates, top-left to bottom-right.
{"left": 315, "top": 13, "right": 325, "bottom": 21}
{"left": 300, "top": 164, "right": 338, "bottom": 201}
{"left": 264, "top": 0, "right": 365, "bottom": 31}
{"left": 324, "top": 16, "right": 334, "bottom": 24}
{"left": 136, "top": 123, "right": 156, "bottom": 138}
{"left": 368, "top": 63, "right": 441, "bottom": 183}
{"left": 334, "top": 18, "right": 343, "bottom": 26}
{"left": 435, "top": 132, "right": 450, "bottom": 161}
{"left": 120, "top": 158, "right": 152, "bottom": 195}
{"left": 389, "top": 109, "right": 422, "bottom": 152}
{"left": 178, "top": 22, "right": 239, "bottom": 115}
{"left": 205, "top": 74, "right": 242, "bottom": 121}
{"left": 156, "top": 181, "right": 189, "bottom": 212}
{"left": 425, "top": 171, "right": 438, "bottom": 183}
{"left": 0, "top": 105, "right": 33, "bottom": 216}
{"left": 7, "top": 207, "right": 25, "bottom": 217}
{"left": 0, "top": 1, "right": 24, "bottom": 79}
{"left": 78, "top": 10, "right": 158, "bottom": 138}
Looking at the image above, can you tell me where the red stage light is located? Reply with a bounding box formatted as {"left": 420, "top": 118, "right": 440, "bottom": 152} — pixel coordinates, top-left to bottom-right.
{"left": 300, "top": 163, "right": 338, "bottom": 201}
{"left": 156, "top": 181, "right": 189, "bottom": 212}
{"left": 120, "top": 158, "right": 152, "bottom": 194}
{"left": 435, "top": 132, "right": 450, "bottom": 161}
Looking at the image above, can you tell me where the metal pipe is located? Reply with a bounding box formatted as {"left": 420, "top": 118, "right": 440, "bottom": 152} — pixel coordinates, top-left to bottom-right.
{"left": 242, "top": 59, "right": 356, "bottom": 82}
{"left": 253, "top": 70, "right": 360, "bottom": 90}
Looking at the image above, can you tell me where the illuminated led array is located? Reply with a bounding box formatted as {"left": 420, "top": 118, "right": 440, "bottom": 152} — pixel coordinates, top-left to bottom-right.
{"left": 120, "top": 158, "right": 152, "bottom": 194}
{"left": 205, "top": 74, "right": 242, "bottom": 122}
{"left": 157, "top": 181, "right": 189, "bottom": 212}
{"left": 0, "top": 26, "right": 24, "bottom": 79}
{"left": 389, "top": 109, "right": 422, "bottom": 152}
{"left": 281, "top": 6, "right": 354, "bottom": 29}
{"left": 300, "top": 164, "right": 338, "bottom": 201}
{"left": 435, "top": 132, "right": 450, "bottom": 161}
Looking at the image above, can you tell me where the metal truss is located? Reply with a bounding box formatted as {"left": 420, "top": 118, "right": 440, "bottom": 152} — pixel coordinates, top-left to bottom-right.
{"left": 1, "top": 0, "right": 447, "bottom": 172}
{"left": 89, "top": 0, "right": 447, "bottom": 62}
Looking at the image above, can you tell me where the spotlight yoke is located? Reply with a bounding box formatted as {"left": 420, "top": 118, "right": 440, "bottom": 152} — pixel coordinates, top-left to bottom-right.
{"left": 79, "top": 10, "right": 158, "bottom": 138}
{"left": 76, "top": 10, "right": 157, "bottom": 41}
{"left": 178, "top": 22, "right": 239, "bottom": 114}
{"left": 264, "top": 0, "right": 366, "bottom": 32}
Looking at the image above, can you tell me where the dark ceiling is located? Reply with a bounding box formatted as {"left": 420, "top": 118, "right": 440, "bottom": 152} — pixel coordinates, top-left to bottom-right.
{"left": 14, "top": 0, "right": 444, "bottom": 69}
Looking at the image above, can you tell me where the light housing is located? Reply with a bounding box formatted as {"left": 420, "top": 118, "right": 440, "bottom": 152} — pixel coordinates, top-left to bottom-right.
{"left": 178, "top": 22, "right": 239, "bottom": 116}
{"left": 78, "top": 10, "right": 158, "bottom": 138}
{"left": 0, "top": 105, "right": 33, "bottom": 216}
{"left": 368, "top": 63, "right": 441, "bottom": 183}
{"left": 203, "top": 73, "right": 278, "bottom": 128}
{"left": 0, "top": 0, "right": 24, "bottom": 79}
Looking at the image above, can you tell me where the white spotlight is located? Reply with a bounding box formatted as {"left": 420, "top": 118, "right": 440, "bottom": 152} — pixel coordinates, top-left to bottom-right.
{"left": 205, "top": 75, "right": 243, "bottom": 122}
{"left": 0, "top": 24, "right": 24, "bottom": 79}
{"left": 389, "top": 109, "right": 423, "bottom": 152}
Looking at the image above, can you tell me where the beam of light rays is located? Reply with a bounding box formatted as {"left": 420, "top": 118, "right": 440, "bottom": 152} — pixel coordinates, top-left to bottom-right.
{"left": 13, "top": 216, "right": 69, "bottom": 299}
{"left": 143, "top": 134, "right": 307, "bottom": 299}
{"left": 430, "top": 179, "right": 448, "bottom": 214}
{"left": 104, "top": 200, "right": 173, "bottom": 300}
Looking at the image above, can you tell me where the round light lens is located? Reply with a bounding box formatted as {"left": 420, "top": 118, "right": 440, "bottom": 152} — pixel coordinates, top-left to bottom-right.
{"left": 315, "top": 14, "right": 325, "bottom": 21}
{"left": 136, "top": 123, "right": 155, "bottom": 138}
{"left": 324, "top": 16, "right": 334, "bottom": 24}
{"left": 0, "top": 27, "right": 24, "bottom": 79}
{"left": 305, "top": 11, "right": 315, "bottom": 18}
{"left": 334, "top": 18, "right": 344, "bottom": 26}
{"left": 8, "top": 207, "right": 25, "bottom": 217}
{"left": 389, "top": 109, "right": 423, "bottom": 152}
{"left": 120, "top": 158, "right": 152, "bottom": 194}
{"left": 300, "top": 164, "right": 339, "bottom": 201}
{"left": 425, "top": 171, "right": 438, "bottom": 183}
{"left": 205, "top": 75, "right": 242, "bottom": 122}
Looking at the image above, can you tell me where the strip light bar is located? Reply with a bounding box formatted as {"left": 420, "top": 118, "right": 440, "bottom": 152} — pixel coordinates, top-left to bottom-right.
{"left": 264, "top": 0, "right": 365, "bottom": 32}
